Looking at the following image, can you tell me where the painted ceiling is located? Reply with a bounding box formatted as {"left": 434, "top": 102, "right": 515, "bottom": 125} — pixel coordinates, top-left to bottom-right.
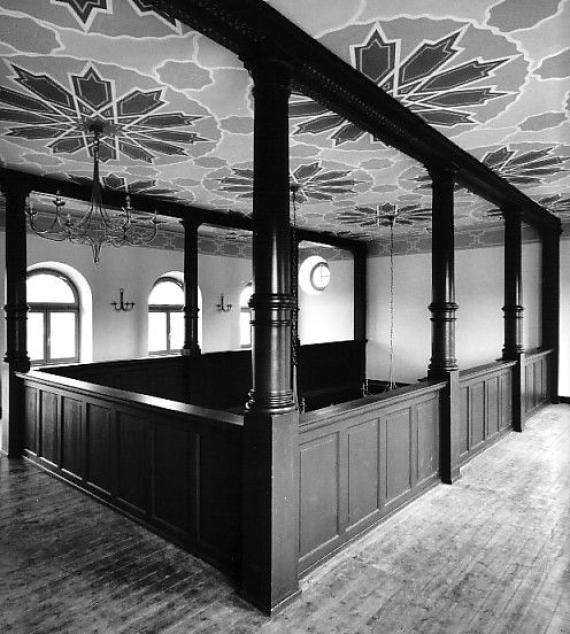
{"left": 0, "top": 0, "right": 568, "bottom": 244}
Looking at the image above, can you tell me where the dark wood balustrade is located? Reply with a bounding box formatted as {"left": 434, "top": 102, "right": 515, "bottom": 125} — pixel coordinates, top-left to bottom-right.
{"left": 19, "top": 369, "right": 243, "bottom": 576}
{"left": 297, "top": 380, "right": 445, "bottom": 575}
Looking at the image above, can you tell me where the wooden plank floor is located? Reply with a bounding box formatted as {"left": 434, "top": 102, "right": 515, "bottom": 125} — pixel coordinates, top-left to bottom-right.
{"left": 1, "top": 404, "right": 569, "bottom": 633}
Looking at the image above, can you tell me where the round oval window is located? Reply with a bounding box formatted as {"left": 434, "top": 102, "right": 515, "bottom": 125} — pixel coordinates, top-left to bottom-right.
{"left": 310, "top": 261, "right": 330, "bottom": 291}
{"left": 299, "top": 255, "right": 331, "bottom": 295}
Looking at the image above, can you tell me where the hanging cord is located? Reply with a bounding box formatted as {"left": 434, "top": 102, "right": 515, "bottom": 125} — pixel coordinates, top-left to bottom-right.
{"left": 387, "top": 212, "right": 397, "bottom": 390}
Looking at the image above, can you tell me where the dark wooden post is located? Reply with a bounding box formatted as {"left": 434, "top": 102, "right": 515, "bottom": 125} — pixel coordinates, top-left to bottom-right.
{"left": 353, "top": 243, "right": 367, "bottom": 380}
{"left": 2, "top": 181, "right": 31, "bottom": 457}
{"left": 541, "top": 224, "right": 561, "bottom": 402}
{"left": 502, "top": 209, "right": 525, "bottom": 431}
{"left": 427, "top": 165, "right": 460, "bottom": 484}
{"left": 181, "top": 218, "right": 201, "bottom": 357}
{"left": 240, "top": 53, "right": 300, "bottom": 614}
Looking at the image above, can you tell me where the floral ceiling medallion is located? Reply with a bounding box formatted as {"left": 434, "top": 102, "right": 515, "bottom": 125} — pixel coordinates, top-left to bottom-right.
{"left": 338, "top": 203, "right": 432, "bottom": 230}
{"left": 217, "top": 161, "right": 362, "bottom": 202}
{"left": 1, "top": 64, "right": 209, "bottom": 163}
{"left": 411, "top": 145, "right": 569, "bottom": 190}
{"left": 290, "top": 23, "right": 514, "bottom": 146}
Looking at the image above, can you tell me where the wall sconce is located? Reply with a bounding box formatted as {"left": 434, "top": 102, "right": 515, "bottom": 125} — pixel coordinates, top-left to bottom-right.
{"left": 111, "top": 288, "right": 135, "bottom": 312}
{"left": 216, "top": 293, "right": 232, "bottom": 312}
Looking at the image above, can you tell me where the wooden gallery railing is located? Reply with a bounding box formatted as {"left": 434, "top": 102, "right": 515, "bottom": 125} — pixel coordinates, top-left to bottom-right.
{"left": 17, "top": 345, "right": 554, "bottom": 588}
{"left": 297, "top": 380, "right": 445, "bottom": 575}
{"left": 19, "top": 369, "right": 244, "bottom": 576}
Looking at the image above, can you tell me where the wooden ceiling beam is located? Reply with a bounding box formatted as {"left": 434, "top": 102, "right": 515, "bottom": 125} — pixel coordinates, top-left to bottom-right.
{"left": 152, "top": 0, "right": 560, "bottom": 234}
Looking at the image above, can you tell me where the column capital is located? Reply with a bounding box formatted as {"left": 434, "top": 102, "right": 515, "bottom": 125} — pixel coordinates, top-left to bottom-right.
{"left": 0, "top": 177, "right": 31, "bottom": 200}
{"left": 426, "top": 162, "right": 458, "bottom": 183}
{"left": 180, "top": 217, "right": 202, "bottom": 231}
{"left": 241, "top": 48, "right": 292, "bottom": 86}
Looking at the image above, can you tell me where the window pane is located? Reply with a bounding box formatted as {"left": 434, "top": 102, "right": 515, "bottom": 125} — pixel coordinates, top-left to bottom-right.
{"left": 28, "top": 273, "right": 75, "bottom": 303}
{"left": 49, "top": 313, "right": 77, "bottom": 360}
{"left": 148, "top": 312, "right": 167, "bottom": 352}
{"left": 170, "top": 312, "right": 184, "bottom": 351}
{"left": 149, "top": 280, "right": 184, "bottom": 305}
{"left": 240, "top": 310, "right": 252, "bottom": 347}
{"left": 28, "top": 312, "right": 45, "bottom": 362}
{"left": 240, "top": 284, "right": 253, "bottom": 308}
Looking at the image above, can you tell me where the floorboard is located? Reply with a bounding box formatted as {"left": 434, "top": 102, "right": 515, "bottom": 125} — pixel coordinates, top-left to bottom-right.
{"left": 0, "top": 404, "right": 568, "bottom": 633}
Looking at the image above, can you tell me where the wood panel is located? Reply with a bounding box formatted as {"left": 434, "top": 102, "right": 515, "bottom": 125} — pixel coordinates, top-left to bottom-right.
{"left": 385, "top": 410, "right": 412, "bottom": 503}
{"left": 347, "top": 420, "right": 378, "bottom": 528}
{"left": 20, "top": 371, "right": 244, "bottom": 577}
{"left": 117, "top": 412, "right": 150, "bottom": 514}
{"left": 459, "top": 362, "right": 515, "bottom": 465}
{"left": 298, "top": 382, "right": 442, "bottom": 574}
{"left": 61, "top": 397, "right": 84, "bottom": 478}
{"left": 523, "top": 351, "right": 552, "bottom": 415}
{"left": 152, "top": 424, "right": 191, "bottom": 535}
{"left": 24, "top": 386, "right": 38, "bottom": 456}
{"left": 40, "top": 390, "right": 59, "bottom": 465}
{"left": 500, "top": 372, "right": 512, "bottom": 430}
{"left": 486, "top": 376, "right": 500, "bottom": 438}
{"left": 417, "top": 398, "right": 439, "bottom": 483}
{"left": 470, "top": 382, "right": 485, "bottom": 449}
{"left": 299, "top": 434, "right": 339, "bottom": 558}
{"left": 86, "top": 403, "right": 115, "bottom": 496}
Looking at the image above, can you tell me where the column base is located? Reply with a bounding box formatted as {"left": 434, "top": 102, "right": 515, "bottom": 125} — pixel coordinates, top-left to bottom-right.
{"left": 241, "top": 409, "right": 300, "bottom": 614}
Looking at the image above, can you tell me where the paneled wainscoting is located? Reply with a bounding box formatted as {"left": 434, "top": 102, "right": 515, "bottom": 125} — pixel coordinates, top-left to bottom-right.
{"left": 298, "top": 381, "right": 444, "bottom": 575}
{"left": 20, "top": 370, "right": 243, "bottom": 576}
{"left": 524, "top": 349, "right": 552, "bottom": 415}
{"left": 458, "top": 361, "right": 515, "bottom": 464}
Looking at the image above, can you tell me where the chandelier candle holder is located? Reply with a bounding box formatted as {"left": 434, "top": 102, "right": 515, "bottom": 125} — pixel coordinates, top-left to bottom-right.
{"left": 111, "top": 288, "right": 135, "bottom": 312}
{"left": 26, "top": 120, "right": 160, "bottom": 264}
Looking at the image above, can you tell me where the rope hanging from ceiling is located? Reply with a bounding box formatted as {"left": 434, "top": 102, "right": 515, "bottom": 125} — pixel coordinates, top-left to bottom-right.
{"left": 376, "top": 204, "right": 399, "bottom": 392}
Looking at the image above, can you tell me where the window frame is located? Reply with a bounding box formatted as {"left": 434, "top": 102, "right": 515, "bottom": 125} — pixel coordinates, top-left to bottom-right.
{"left": 310, "top": 261, "right": 331, "bottom": 291}
{"left": 27, "top": 268, "right": 80, "bottom": 366}
{"left": 148, "top": 276, "right": 185, "bottom": 355}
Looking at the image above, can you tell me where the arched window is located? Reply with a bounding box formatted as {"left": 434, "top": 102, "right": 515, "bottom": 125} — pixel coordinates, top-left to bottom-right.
{"left": 239, "top": 283, "right": 254, "bottom": 348}
{"left": 27, "top": 269, "right": 80, "bottom": 365}
{"left": 148, "top": 277, "right": 185, "bottom": 354}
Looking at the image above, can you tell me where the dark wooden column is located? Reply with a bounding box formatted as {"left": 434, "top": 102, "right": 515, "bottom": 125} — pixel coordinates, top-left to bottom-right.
{"left": 2, "top": 182, "right": 31, "bottom": 457}
{"left": 541, "top": 225, "right": 561, "bottom": 402}
{"left": 427, "top": 165, "right": 460, "bottom": 484}
{"left": 502, "top": 209, "right": 525, "bottom": 431}
{"left": 240, "top": 53, "right": 300, "bottom": 614}
{"left": 181, "top": 218, "right": 201, "bottom": 357}
{"left": 353, "top": 243, "right": 367, "bottom": 379}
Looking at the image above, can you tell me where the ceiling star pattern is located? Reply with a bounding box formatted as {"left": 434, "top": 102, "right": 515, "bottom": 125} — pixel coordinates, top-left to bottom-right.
{"left": 1, "top": 64, "right": 209, "bottom": 163}
{"left": 290, "top": 25, "right": 514, "bottom": 146}
{"left": 0, "top": 0, "right": 568, "bottom": 243}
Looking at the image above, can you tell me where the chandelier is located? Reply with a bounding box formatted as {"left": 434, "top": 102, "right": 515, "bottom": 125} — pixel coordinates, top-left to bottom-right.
{"left": 27, "top": 121, "right": 159, "bottom": 263}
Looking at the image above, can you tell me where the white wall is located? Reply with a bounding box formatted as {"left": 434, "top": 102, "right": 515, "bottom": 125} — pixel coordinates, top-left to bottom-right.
{"left": 522, "top": 239, "right": 542, "bottom": 351}
{"left": 298, "top": 258, "right": 354, "bottom": 344}
{"left": 367, "top": 251, "right": 431, "bottom": 383}
{"left": 367, "top": 241, "right": 546, "bottom": 384}
{"left": 456, "top": 245, "right": 504, "bottom": 369}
